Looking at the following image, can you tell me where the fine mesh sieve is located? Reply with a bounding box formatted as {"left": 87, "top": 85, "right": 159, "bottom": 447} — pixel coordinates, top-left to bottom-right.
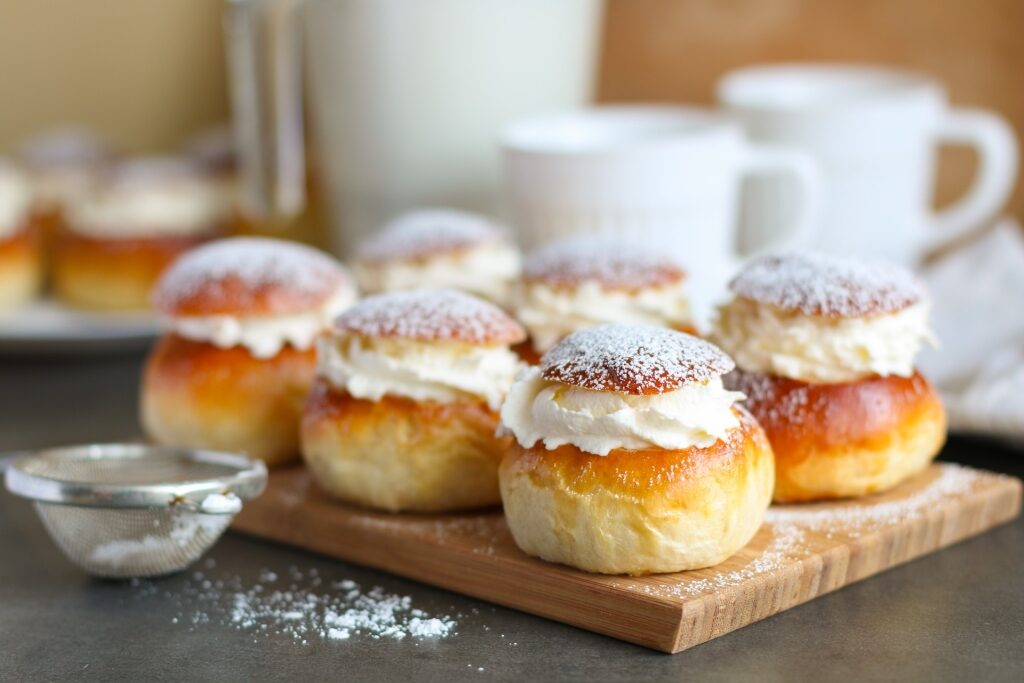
{"left": 4, "top": 444, "right": 267, "bottom": 579}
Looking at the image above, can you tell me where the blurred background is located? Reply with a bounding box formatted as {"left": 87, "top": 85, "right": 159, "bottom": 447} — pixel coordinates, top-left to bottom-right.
{"left": 1, "top": 0, "right": 1022, "bottom": 440}
{"left": 2, "top": 0, "right": 1020, "bottom": 220}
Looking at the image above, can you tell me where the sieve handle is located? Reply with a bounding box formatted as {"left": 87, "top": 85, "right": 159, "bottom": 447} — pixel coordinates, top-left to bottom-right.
{"left": 0, "top": 452, "right": 26, "bottom": 474}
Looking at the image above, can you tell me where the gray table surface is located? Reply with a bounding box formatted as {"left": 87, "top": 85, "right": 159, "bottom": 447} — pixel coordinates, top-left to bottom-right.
{"left": 1, "top": 351, "right": 1022, "bottom": 683}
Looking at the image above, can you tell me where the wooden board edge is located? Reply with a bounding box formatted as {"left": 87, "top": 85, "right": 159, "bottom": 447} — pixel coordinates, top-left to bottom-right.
{"left": 230, "top": 472, "right": 1022, "bottom": 655}
{"left": 666, "top": 475, "right": 1023, "bottom": 653}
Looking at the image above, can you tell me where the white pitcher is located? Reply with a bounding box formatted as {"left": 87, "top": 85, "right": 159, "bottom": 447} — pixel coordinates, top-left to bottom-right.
{"left": 225, "top": 0, "right": 604, "bottom": 255}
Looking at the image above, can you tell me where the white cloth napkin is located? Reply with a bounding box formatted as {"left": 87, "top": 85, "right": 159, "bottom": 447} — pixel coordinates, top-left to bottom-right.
{"left": 918, "top": 219, "right": 1024, "bottom": 444}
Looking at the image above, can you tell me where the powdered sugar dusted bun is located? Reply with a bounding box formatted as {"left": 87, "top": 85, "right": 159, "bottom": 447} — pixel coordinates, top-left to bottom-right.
{"left": 19, "top": 129, "right": 114, "bottom": 215}
{"left": 357, "top": 209, "right": 506, "bottom": 263}
{"left": 67, "top": 157, "right": 230, "bottom": 239}
{"left": 154, "top": 237, "right": 351, "bottom": 318}
{"left": 730, "top": 251, "right": 924, "bottom": 318}
{"left": 334, "top": 289, "right": 526, "bottom": 346}
{"left": 541, "top": 325, "right": 733, "bottom": 396}
{"left": 523, "top": 237, "right": 686, "bottom": 291}
{"left": 20, "top": 128, "right": 112, "bottom": 170}
{"left": 0, "top": 160, "right": 32, "bottom": 237}
{"left": 715, "top": 251, "right": 935, "bottom": 383}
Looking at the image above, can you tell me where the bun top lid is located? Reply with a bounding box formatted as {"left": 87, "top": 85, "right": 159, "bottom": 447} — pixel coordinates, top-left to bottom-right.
{"left": 357, "top": 209, "right": 506, "bottom": 263}
{"left": 540, "top": 324, "right": 734, "bottom": 395}
{"left": 332, "top": 289, "right": 526, "bottom": 346}
{"left": 154, "top": 237, "right": 350, "bottom": 317}
{"left": 729, "top": 251, "right": 925, "bottom": 318}
{"left": 523, "top": 236, "right": 686, "bottom": 291}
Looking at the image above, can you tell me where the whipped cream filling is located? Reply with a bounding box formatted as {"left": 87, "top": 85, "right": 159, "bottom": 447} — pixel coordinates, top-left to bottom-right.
{"left": 319, "top": 334, "right": 521, "bottom": 410}
{"left": 0, "top": 165, "right": 32, "bottom": 238}
{"left": 514, "top": 280, "right": 693, "bottom": 353}
{"left": 713, "top": 297, "right": 937, "bottom": 383}
{"left": 354, "top": 241, "right": 520, "bottom": 305}
{"left": 499, "top": 367, "right": 744, "bottom": 455}
{"left": 29, "top": 167, "right": 100, "bottom": 211}
{"left": 68, "top": 181, "right": 231, "bottom": 239}
{"left": 166, "top": 287, "right": 356, "bottom": 359}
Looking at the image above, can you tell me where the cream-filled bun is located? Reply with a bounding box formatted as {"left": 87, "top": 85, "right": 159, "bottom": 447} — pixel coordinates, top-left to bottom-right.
{"left": 498, "top": 324, "right": 774, "bottom": 575}
{"left": 0, "top": 161, "right": 42, "bottom": 312}
{"left": 141, "top": 237, "right": 355, "bottom": 466}
{"left": 513, "top": 237, "right": 696, "bottom": 361}
{"left": 54, "top": 157, "right": 233, "bottom": 311}
{"left": 352, "top": 209, "right": 520, "bottom": 304}
{"left": 20, "top": 128, "right": 113, "bottom": 219}
{"left": 302, "top": 289, "right": 527, "bottom": 512}
{"left": 712, "top": 252, "right": 946, "bottom": 502}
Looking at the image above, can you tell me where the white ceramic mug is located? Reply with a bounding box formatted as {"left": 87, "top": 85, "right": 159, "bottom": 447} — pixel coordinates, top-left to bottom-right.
{"left": 718, "top": 63, "right": 1019, "bottom": 263}
{"left": 502, "top": 105, "right": 822, "bottom": 320}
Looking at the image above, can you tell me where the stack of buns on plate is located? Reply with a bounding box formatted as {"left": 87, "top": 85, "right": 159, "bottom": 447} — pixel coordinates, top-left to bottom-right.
{"left": 0, "top": 128, "right": 241, "bottom": 315}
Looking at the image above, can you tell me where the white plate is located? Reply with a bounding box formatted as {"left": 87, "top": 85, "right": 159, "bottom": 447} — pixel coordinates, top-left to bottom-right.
{"left": 0, "top": 300, "right": 158, "bottom": 355}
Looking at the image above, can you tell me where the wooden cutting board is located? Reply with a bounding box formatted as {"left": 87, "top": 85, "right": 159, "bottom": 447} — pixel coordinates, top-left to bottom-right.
{"left": 231, "top": 463, "right": 1021, "bottom": 654}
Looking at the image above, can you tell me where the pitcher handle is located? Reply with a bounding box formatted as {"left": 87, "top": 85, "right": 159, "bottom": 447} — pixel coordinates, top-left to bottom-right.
{"left": 225, "top": 0, "right": 307, "bottom": 219}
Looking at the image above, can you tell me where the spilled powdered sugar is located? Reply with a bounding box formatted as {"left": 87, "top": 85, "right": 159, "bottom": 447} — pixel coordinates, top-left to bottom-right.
{"left": 130, "top": 563, "right": 458, "bottom": 644}
{"left": 541, "top": 324, "right": 733, "bottom": 394}
{"left": 765, "top": 464, "right": 980, "bottom": 532}
{"left": 334, "top": 289, "right": 525, "bottom": 345}
{"left": 730, "top": 251, "right": 925, "bottom": 318}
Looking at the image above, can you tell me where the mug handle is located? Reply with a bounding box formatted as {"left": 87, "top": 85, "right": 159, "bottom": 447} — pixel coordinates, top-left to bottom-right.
{"left": 735, "top": 144, "right": 823, "bottom": 258}
{"left": 925, "top": 109, "right": 1018, "bottom": 253}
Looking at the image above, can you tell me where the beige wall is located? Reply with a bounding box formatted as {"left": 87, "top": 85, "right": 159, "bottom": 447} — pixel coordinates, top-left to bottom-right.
{"left": 0, "top": 0, "right": 229, "bottom": 153}
{"left": 2, "top": 0, "right": 1021, "bottom": 217}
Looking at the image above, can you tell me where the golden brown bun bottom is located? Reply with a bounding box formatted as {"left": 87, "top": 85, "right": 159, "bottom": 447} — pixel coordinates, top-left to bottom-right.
{"left": 499, "top": 408, "right": 775, "bottom": 575}
{"left": 53, "top": 230, "right": 212, "bottom": 311}
{"left": 0, "top": 228, "right": 44, "bottom": 312}
{"left": 141, "top": 334, "right": 315, "bottom": 466}
{"left": 732, "top": 369, "right": 947, "bottom": 503}
{"left": 301, "top": 381, "right": 507, "bottom": 512}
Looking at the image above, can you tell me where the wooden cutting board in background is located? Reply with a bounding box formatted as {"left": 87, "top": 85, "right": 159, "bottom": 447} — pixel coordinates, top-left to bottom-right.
{"left": 232, "top": 463, "right": 1020, "bottom": 653}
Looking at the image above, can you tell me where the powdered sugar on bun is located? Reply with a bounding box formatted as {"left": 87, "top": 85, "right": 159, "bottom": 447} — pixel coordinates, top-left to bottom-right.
{"left": 730, "top": 252, "right": 925, "bottom": 318}
{"left": 333, "top": 289, "right": 526, "bottom": 346}
{"left": 357, "top": 209, "right": 506, "bottom": 263}
{"left": 541, "top": 325, "right": 734, "bottom": 395}
{"left": 523, "top": 237, "right": 686, "bottom": 291}
{"left": 154, "top": 237, "right": 350, "bottom": 317}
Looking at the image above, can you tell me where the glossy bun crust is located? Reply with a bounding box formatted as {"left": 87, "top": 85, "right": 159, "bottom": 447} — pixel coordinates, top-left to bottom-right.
{"left": 729, "top": 369, "right": 946, "bottom": 502}
{"left": 141, "top": 334, "right": 315, "bottom": 466}
{"left": 499, "top": 408, "right": 774, "bottom": 575}
{"left": 0, "top": 227, "right": 43, "bottom": 312}
{"left": 53, "top": 230, "right": 209, "bottom": 311}
{"left": 301, "top": 380, "right": 508, "bottom": 512}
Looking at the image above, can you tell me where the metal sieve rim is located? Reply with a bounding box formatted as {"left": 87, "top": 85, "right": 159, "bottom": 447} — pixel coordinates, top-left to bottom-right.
{"left": 4, "top": 443, "right": 267, "bottom": 509}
